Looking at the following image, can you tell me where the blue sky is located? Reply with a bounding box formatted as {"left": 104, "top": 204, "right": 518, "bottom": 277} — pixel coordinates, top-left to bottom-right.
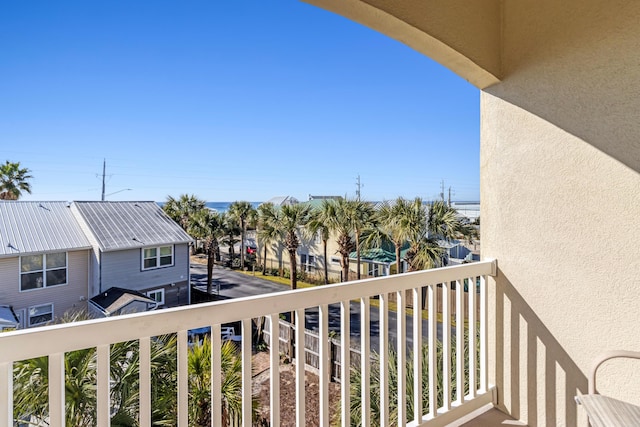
{"left": 1, "top": 1, "right": 480, "bottom": 203}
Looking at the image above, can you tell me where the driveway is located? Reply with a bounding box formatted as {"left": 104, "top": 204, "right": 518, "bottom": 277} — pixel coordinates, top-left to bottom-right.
{"left": 191, "top": 262, "right": 289, "bottom": 298}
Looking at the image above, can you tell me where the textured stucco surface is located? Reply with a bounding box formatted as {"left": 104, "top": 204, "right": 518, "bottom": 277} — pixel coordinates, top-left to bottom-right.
{"left": 302, "top": 1, "right": 640, "bottom": 426}
{"left": 481, "top": 3, "right": 640, "bottom": 425}
{"left": 482, "top": 92, "right": 640, "bottom": 426}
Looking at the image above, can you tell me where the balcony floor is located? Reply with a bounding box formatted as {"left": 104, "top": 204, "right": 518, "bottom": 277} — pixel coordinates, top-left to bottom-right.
{"left": 460, "top": 407, "right": 527, "bottom": 427}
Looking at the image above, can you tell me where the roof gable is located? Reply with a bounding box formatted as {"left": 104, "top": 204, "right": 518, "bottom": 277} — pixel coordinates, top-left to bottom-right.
{"left": 0, "top": 201, "right": 91, "bottom": 257}
{"left": 72, "top": 201, "right": 192, "bottom": 252}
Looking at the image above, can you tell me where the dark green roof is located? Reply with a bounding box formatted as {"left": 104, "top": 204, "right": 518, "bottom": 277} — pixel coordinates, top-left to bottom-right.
{"left": 349, "top": 248, "right": 397, "bottom": 264}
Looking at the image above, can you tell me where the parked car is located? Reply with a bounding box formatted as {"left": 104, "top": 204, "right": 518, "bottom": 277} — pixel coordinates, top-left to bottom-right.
{"left": 245, "top": 240, "right": 257, "bottom": 255}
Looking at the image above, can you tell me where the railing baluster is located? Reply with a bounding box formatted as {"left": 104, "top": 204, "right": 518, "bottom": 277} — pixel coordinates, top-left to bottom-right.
{"left": 268, "top": 315, "right": 280, "bottom": 427}
{"left": 428, "top": 284, "right": 438, "bottom": 418}
{"left": 456, "top": 279, "right": 465, "bottom": 405}
{"left": 468, "top": 276, "right": 477, "bottom": 398}
{"left": 49, "top": 352, "right": 65, "bottom": 427}
{"left": 340, "top": 300, "right": 350, "bottom": 427}
{"left": 97, "top": 344, "right": 110, "bottom": 427}
{"left": 177, "top": 329, "right": 188, "bottom": 426}
{"left": 139, "top": 336, "right": 151, "bottom": 427}
{"left": 0, "top": 261, "right": 497, "bottom": 427}
{"left": 1, "top": 362, "right": 12, "bottom": 427}
{"left": 241, "top": 318, "right": 252, "bottom": 427}
{"left": 319, "top": 304, "right": 329, "bottom": 427}
{"left": 480, "top": 275, "right": 488, "bottom": 392}
{"left": 361, "top": 297, "right": 371, "bottom": 427}
{"left": 442, "top": 282, "right": 452, "bottom": 411}
{"left": 379, "top": 293, "right": 389, "bottom": 427}
{"left": 412, "top": 287, "right": 423, "bottom": 424}
{"left": 211, "top": 324, "right": 222, "bottom": 427}
{"left": 397, "top": 290, "right": 407, "bottom": 426}
{"left": 295, "top": 309, "right": 306, "bottom": 427}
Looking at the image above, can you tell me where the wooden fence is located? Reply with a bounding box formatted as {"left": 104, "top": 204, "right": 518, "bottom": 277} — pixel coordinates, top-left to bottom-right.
{"left": 261, "top": 284, "right": 479, "bottom": 381}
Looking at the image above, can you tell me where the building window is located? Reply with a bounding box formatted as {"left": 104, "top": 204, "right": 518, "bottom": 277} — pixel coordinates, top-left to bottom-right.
{"left": 368, "top": 263, "right": 380, "bottom": 277}
{"left": 20, "top": 252, "right": 67, "bottom": 291}
{"left": 28, "top": 303, "right": 53, "bottom": 326}
{"left": 146, "top": 289, "right": 165, "bottom": 305}
{"left": 331, "top": 257, "right": 340, "bottom": 264}
{"left": 301, "top": 254, "right": 315, "bottom": 273}
{"left": 142, "top": 246, "right": 174, "bottom": 270}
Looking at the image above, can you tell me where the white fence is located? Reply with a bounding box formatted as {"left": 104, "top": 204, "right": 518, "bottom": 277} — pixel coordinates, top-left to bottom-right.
{"left": 0, "top": 260, "right": 496, "bottom": 427}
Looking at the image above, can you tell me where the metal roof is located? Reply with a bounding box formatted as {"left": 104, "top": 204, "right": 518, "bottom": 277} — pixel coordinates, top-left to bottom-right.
{"left": 0, "top": 201, "right": 91, "bottom": 257}
{"left": 0, "top": 306, "right": 19, "bottom": 329}
{"left": 72, "top": 201, "right": 193, "bottom": 252}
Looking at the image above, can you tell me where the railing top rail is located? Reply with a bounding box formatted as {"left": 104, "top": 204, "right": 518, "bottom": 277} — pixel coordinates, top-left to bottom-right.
{"left": 0, "top": 260, "right": 496, "bottom": 363}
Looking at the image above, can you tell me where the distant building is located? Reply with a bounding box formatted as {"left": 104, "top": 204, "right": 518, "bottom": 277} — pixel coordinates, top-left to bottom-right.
{"left": 263, "top": 195, "right": 300, "bottom": 207}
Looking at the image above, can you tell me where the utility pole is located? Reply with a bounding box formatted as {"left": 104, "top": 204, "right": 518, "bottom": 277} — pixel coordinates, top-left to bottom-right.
{"left": 355, "top": 174, "right": 363, "bottom": 201}
{"left": 440, "top": 180, "right": 445, "bottom": 202}
{"left": 101, "top": 159, "right": 106, "bottom": 201}
{"left": 448, "top": 186, "right": 452, "bottom": 207}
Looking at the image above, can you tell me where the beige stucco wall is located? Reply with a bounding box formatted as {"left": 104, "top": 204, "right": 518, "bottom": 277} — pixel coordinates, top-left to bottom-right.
{"left": 483, "top": 92, "right": 640, "bottom": 426}
{"left": 259, "top": 230, "right": 372, "bottom": 283}
{"left": 304, "top": 1, "right": 639, "bottom": 426}
{"left": 482, "top": 2, "right": 640, "bottom": 426}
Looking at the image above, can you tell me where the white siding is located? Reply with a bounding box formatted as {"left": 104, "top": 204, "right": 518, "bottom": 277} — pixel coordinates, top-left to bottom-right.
{"left": 0, "top": 250, "right": 89, "bottom": 327}
{"left": 100, "top": 244, "right": 190, "bottom": 293}
{"left": 69, "top": 203, "right": 103, "bottom": 297}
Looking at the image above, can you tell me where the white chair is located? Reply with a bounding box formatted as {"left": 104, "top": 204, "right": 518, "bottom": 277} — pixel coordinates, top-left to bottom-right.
{"left": 576, "top": 350, "right": 640, "bottom": 426}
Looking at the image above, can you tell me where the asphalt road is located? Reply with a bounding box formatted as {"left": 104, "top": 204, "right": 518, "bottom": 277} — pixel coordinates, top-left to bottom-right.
{"left": 190, "top": 263, "right": 447, "bottom": 352}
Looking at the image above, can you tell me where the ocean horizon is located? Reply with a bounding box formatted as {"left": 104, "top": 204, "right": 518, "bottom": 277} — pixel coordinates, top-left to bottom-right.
{"left": 158, "top": 200, "right": 479, "bottom": 215}
{"left": 204, "top": 202, "right": 262, "bottom": 214}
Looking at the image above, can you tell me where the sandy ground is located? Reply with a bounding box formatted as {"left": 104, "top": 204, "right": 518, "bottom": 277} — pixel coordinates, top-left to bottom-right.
{"left": 195, "top": 255, "right": 343, "bottom": 425}
{"left": 252, "top": 352, "right": 342, "bottom": 426}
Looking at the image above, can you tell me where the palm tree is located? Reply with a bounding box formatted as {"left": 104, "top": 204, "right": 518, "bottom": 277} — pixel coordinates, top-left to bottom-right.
{"left": 307, "top": 200, "right": 333, "bottom": 284}
{"left": 256, "top": 203, "right": 278, "bottom": 275}
{"left": 188, "top": 337, "right": 211, "bottom": 426}
{"left": 163, "top": 194, "right": 205, "bottom": 253}
{"left": 270, "top": 203, "right": 312, "bottom": 290}
{"left": 13, "top": 355, "right": 58, "bottom": 425}
{"left": 366, "top": 198, "right": 414, "bottom": 275}
{"left": 426, "top": 200, "right": 462, "bottom": 241}
{"left": 228, "top": 201, "right": 257, "bottom": 269}
{"left": 220, "top": 212, "right": 241, "bottom": 263}
{"left": 349, "top": 200, "right": 376, "bottom": 280}
{"left": 190, "top": 209, "right": 224, "bottom": 294}
{"left": 0, "top": 160, "right": 33, "bottom": 200}
{"left": 13, "top": 311, "right": 99, "bottom": 426}
{"left": 399, "top": 198, "right": 444, "bottom": 271}
{"left": 345, "top": 330, "right": 477, "bottom": 426}
{"left": 322, "top": 198, "right": 355, "bottom": 282}
{"left": 188, "top": 338, "right": 257, "bottom": 426}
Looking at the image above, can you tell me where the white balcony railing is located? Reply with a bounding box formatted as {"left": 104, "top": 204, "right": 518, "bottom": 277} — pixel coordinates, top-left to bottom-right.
{"left": 0, "top": 260, "right": 496, "bottom": 427}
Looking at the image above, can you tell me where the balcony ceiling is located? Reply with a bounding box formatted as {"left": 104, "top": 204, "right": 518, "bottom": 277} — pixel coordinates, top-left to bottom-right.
{"left": 304, "top": 0, "right": 502, "bottom": 88}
